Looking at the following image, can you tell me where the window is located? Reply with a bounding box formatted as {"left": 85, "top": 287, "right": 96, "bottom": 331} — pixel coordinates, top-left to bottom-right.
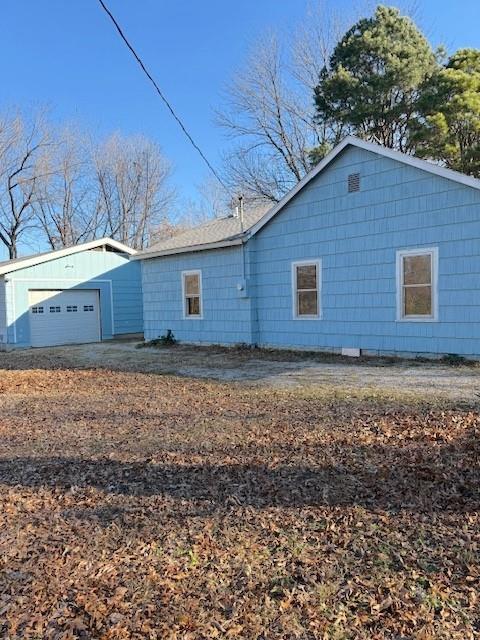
{"left": 66, "top": 305, "right": 78, "bottom": 312}
{"left": 49, "top": 306, "right": 61, "bottom": 313}
{"left": 32, "top": 306, "right": 44, "bottom": 314}
{"left": 292, "top": 260, "right": 321, "bottom": 318}
{"left": 83, "top": 305, "right": 94, "bottom": 312}
{"left": 397, "top": 248, "right": 438, "bottom": 321}
{"left": 182, "top": 270, "right": 202, "bottom": 318}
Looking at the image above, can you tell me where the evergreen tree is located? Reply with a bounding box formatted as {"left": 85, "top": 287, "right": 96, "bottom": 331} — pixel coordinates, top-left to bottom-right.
{"left": 412, "top": 49, "right": 480, "bottom": 177}
{"left": 313, "top": 6, "right": 437, "bottom": 152}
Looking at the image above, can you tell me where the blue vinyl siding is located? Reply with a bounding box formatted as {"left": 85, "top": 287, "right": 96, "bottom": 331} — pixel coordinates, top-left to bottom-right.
{"left": 142, "top": 246, "right": 253, "bottom": 344}
{"left": 141, "top": 146, "right": 480, "bottom": 357}
{"left": 4, "top": 249, "right": 143, "bottom": 348}
{"left": 251, "top": 147, "right": 480, "bottom": 356}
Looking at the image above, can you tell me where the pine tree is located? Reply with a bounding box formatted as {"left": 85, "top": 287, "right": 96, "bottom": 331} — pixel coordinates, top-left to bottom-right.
{"left": 313, "top": 6, "right": 437, "bottom": 153}
{"left": 412, "top": 49, "right": 480, "bottom": 177}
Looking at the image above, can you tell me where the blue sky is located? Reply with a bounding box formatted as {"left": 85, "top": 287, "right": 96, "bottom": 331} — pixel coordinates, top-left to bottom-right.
{"left": 1, "top": 0, "right": 479, "bottom": 213}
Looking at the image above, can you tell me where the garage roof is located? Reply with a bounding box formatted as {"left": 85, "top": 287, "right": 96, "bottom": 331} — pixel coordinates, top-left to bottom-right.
{"left": 0, "top": 238, "right": 136, "bottom": 276}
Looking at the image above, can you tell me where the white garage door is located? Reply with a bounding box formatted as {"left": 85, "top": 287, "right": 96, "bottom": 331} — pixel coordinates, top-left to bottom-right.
{"left": 29, "top": 289, "right": 101, "bottom": 347}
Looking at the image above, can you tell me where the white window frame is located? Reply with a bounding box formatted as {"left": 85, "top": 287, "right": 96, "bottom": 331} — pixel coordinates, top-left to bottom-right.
{"left": 291, "top": 259, "right": 322, "bottom": 320}
{"left": 182, "top": 270, "right": 203, "bottom": 319}
{"left": 396, "top": 247, "right": 438, "bottom": 322}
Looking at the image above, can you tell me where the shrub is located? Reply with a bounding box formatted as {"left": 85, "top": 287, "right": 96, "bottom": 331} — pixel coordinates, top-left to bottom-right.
{"left": 136, "top": 330, "right": 177, "bottom": 349}
{"left": 440, "top": 353, "right": 467, "bottom": 367}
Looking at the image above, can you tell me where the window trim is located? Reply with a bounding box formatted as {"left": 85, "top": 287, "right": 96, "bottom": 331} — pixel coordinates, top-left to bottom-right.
{"left": 182, "top": 269, "right": 203, "bottom": 319}
{"left": 396, "top": 247, "right": 438, "bottom": 322}
{"left": 291, "top": 259, "right": 322, "bottom": 320}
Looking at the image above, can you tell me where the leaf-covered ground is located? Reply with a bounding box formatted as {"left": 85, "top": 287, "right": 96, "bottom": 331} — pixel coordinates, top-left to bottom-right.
{"left": 0, "top": 362, "right": 479, "bottom": 639}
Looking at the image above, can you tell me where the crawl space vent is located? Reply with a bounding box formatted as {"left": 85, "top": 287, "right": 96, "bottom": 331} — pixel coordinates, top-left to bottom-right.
{"left": 348, "top": 172, "right": 360, "bottom": 193}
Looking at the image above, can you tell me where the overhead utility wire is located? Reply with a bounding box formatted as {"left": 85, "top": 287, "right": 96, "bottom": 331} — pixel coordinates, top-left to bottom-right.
{"left": 97, "top": 0, "right": 230, "bottom": 194}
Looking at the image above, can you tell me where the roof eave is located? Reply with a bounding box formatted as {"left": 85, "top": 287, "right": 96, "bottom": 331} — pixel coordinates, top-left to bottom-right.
{"left": 0, "top": 237, "right": 136, "bottom": 276}
{"left": 133, "top": 237, "right": 244, "bottom": 260}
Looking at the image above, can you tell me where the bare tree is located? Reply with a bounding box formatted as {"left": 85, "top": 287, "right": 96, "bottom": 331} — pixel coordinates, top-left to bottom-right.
{"left": 216, "top": 1, "right": 379, "bottom": 203}
{"left": 93, "top": 134, "right": 174, "bottom": 249}
{"left": 148, "top": 216, "right": 191, "bottom": 246}
{"left": 148, "top": 182, "right": 220, "bottom": 248}
{"left": 217, "top": 34, "right": 320, "bottom": 204}
{"left": 0, "top": 111, "right": 52, "bottom": 258}
{"left": 196, "top": 175, "right": 231, "bottom": 218}
{"left": 34, "top": 127, "right": 100, "bottom": 249}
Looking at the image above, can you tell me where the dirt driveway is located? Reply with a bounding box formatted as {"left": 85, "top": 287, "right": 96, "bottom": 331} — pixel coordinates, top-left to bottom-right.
{"left": 1, "top": 340, "right": 479, "bottom": 401}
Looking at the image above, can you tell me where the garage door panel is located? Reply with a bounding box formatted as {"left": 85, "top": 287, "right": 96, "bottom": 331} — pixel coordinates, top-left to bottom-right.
{"left": 29, "top": 289, "right": 101, "bottom": 347}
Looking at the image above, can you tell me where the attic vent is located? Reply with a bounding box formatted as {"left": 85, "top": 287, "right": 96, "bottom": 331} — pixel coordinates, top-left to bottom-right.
{"left": 348, "top": 172, "right": 360, "bottom": 193}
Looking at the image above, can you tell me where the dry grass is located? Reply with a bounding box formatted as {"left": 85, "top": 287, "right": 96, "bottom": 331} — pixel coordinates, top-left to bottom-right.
{"left": 0, "top": 363, "right": 479, "bottom": 639}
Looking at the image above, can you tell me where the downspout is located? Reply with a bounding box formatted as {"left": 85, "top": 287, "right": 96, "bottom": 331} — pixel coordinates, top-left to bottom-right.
{"left": 239, "top": 195, "right": 246, "bottom": 283}
{"left": 237, "top": 195, "right": 257, "bottom": 346}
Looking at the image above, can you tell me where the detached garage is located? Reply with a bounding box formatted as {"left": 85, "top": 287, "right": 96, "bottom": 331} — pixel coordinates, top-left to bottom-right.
{"left": 0, "top": 238, "right": 143, "bottom": 349}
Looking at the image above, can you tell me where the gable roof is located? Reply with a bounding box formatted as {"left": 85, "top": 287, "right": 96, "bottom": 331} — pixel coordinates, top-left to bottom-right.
{"left": 134, "top": 208, "right": 266, "bottom": 260}
{"left": 0, "top": 238, "right": 136, "bottom": 277}
{"left": 136, "top": 136, "right": 480, "bottom": 261}
{"left": 247, "top": 136, "right": 480, "bottom": 237}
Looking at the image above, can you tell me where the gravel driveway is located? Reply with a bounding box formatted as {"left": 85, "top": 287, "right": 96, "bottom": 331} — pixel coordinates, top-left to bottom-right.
{"left": 1, "top": 341, "right": 479, "bottom": 401}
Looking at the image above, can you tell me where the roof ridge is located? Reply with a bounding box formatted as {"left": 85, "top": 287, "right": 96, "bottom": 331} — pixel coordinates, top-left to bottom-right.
{"left": 191, "top": 214, "right": 234, "bottom": 229}
{"left": 144, "top": 213, "right": 252, "bottom": 255}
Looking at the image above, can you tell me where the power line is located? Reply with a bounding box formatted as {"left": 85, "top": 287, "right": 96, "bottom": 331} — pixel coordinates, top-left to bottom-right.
{"left": 97, "top": 0, "right": 229, "bottom": 194}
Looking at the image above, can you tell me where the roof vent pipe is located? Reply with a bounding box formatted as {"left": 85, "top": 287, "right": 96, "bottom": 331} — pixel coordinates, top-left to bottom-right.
{"left": 238, "top": 194, "right": 244, "bottom": 233}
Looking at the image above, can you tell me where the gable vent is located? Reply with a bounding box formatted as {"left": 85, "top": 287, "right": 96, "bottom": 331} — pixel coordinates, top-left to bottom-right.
{"left": 348, "top": 172, "right": 360, "bottom": 193}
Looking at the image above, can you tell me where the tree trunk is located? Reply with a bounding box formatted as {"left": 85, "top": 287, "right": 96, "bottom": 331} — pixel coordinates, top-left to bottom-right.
{"left": 9, "top": 241, "right": 17, "bottom": 260}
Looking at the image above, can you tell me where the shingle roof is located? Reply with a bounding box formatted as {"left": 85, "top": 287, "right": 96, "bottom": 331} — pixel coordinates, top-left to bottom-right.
{"left": 137, "top": 136, "right": 480, "bottom": 261}
{"left": 139, "top": 209, "right": 266, "bottom": 258}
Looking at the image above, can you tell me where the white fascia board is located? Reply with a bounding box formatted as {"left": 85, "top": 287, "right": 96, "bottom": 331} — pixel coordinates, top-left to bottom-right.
{"left": 0, "top": 238, "right": 137, "bottom": 276}
{"left": 97, "top": 238, "right": 137, "bottom": 255}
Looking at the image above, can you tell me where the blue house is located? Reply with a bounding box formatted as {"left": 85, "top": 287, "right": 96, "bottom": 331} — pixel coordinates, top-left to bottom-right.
{"left": 0, "top": 238, "right": 143, "bottom": 349}
{"left": 136, "top": 137, "right": 480, "bottom": 358}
